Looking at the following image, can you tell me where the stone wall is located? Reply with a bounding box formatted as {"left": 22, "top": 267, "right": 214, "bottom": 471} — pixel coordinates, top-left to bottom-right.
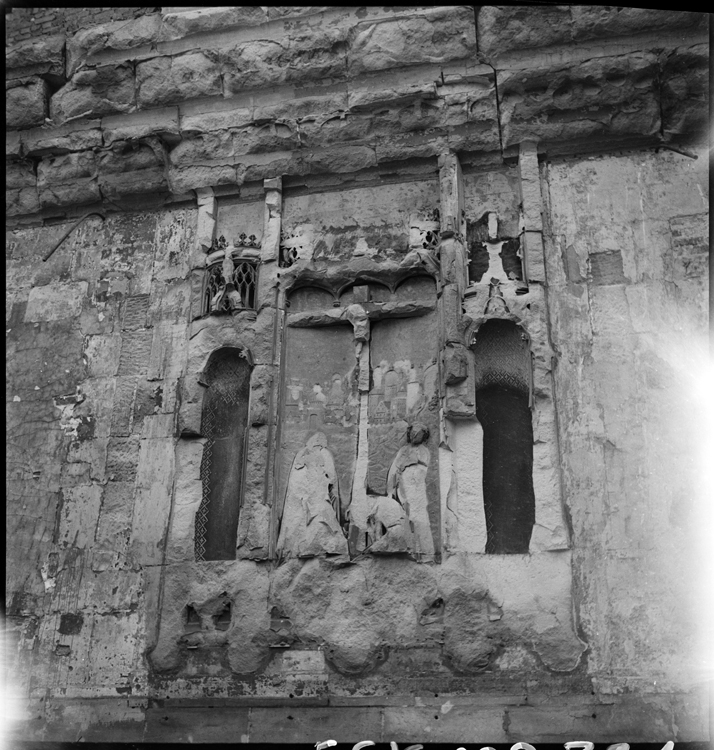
{"left": 5, "top": 6, "right": 710, "bottom": 745}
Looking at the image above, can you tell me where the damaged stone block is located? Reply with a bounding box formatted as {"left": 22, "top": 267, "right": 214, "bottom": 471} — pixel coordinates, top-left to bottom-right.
{"left": 56, "top": 485, "right": 102, "bottom": 550}
{"left": 97, "top": 142, "right": 168, "bottom": 200}
{"left": 660, "top": 43, "right": 709, "bottom": 141}
{"left": 136, "top": 52, "right": 222, "bottom": 109}
{"left": 24, "top": 281, "right": 88, "bottom": 323}
{"left": 21, "top": 120, "right": 104, "bottom": 158}
{"left": 7, "top": 160, "right": 39, "bottom": 215}
{"left": 95, "top": 481, "right": 135, "bottom": 551}
{"left": 442, "top": 342, "right": 469, "bottom": 385}
{"left": 348, "top": 7, "right": 476, "bottom": 77}
{"left": 570, "top": 7, "right": 705, "bottom": 43}
{"left": 248, "top": 364, "right": 274, "bottom": 426}
{"left": 6, "top": 77, "right": 49, "bottom": 130}
{"left": 105, "top": 435, "right": 141, "bottom": 483}
{"left": 159, "top": 6, "right": 268, "bottom": 41}
{"left": 6, "top": 34, "right": 66, "bottom": 80}
{"left": 477, "top": 5, "right": 573, "bottom": 59}
{"left": 67, "top": 15, "right": 163, "bottom": 73}
{"left": 36, "top": 150, "right": 99, "bottom": 209}
{"left": 117, "top": 330, "right": 152, "bottom": 377}
{"left": 498, "top": 52, "right": 661, "bottom": 149}
{"left": 50, "top": 63, "right": 136, "bottom": 124}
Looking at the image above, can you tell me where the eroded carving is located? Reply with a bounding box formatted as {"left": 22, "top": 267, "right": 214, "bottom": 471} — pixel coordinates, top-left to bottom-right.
{"left": 276, "top": 432, "right": 349, "bottom": 558}
{"left": 385, "top": 422, "right": 434, "bottom": 556}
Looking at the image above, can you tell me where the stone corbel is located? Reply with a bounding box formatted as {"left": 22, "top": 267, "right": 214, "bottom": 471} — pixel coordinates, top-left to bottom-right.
{"left": 518, "top": 141, "right": 546, "bottom": 285}
{"left": 438, "top": 152, "right": 475, "bottom": 418}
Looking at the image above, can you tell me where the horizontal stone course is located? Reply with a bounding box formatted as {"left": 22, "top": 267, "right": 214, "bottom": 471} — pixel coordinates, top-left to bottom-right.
{"left": 5, "top": 6, "right": 706, "bottom": 219}
{"left": 497, "top": 51, "right": 661, "bottom": 149}
{"left": 478, "top": 6, "right": 706, "bottom": 59}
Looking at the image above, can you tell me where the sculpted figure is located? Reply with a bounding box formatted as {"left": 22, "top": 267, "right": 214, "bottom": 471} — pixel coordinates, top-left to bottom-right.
{"left": 277, "top": 432, "right": 348, "bottom": 557}
{"left": 385, "top": 422, "right": 434, "bottom": 557}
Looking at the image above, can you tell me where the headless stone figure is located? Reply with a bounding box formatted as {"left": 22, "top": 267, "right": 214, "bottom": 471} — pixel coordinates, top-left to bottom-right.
{"left": 277, "top": 432, "right": 348, "bottom": 557}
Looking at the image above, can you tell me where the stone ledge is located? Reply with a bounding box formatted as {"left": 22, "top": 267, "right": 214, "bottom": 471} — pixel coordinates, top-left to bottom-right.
{"left": 8, "top": 692, "right": 710, "bottom": 743}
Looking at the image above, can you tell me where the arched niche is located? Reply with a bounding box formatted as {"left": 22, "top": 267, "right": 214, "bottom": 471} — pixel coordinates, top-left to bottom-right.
{"left": 194, "top": 347, "right": 252, "bottom": 561}
{"left": 471, "top": 318, "right": 534, "bottom": 554}
{"left": 394, "top": 275, "right": 437, "bottom": 303}
{"left": 287, "top": 286, "right": 336, "bottom": 312}
{"left": 339, "top": 281, "right": 392, "bottom": 306}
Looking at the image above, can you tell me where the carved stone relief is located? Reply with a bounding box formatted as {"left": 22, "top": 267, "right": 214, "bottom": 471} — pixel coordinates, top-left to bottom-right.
{"left": 277, "top": 271, "right": 441, "bottom": 561}
{"left": 467, "top": 212, "right": 527, "bottom": 294}
{"left": 204, "top": 234, "right": 260, "bottom": 315}
{"left": 364, "top": 313, "right": 440, "bottom": 560}
{"left": 276, "top": 325, "right": 358, "bottom": 558}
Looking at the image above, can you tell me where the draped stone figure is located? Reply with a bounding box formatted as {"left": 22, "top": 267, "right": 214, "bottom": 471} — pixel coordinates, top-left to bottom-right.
{"left": 385, "top": 422, "right": 434, "bottom": 557}
{"left": 277, "top": 432, "right": 348, "bottom": 557}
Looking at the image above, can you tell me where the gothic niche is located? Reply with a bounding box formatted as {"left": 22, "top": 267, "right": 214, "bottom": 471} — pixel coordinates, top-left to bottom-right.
{"left": 276, "top": 316, "right": 358, "bottom": 559}
{"left": 471, "top": 319, "right": 535, "bottom": 554}
{"left": 204, "top": 234, "right": 259, "bottom": 315}
{"left": 467, "top": 212, "right": 527, "bottom": 293}
{"left": 277, "top": 275, "right": 441, "bottom": 561}
{"left": 194, "top": 347, "right": 252, "bottom": 561}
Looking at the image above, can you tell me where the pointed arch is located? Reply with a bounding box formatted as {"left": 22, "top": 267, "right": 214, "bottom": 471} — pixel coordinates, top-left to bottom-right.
{"left": 194, "top": 347, "right": 252, "bottom": 561}
{"left": 471, "top": 319, "right": 535, "bottom": 554}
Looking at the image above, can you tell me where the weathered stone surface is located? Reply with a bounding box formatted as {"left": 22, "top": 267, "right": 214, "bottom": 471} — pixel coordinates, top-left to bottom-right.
{"left": 660, "top": 43, "right": 709, "bottom": 140}
{"left": 102, "top": 108, "right": 181, "bottom": 146}
{"left": 68, "top": 15, "right": 163, "bottom": 73}
{"left": 21, "top": 121, "right": 103, "bottom": 157}
{"left": 136, "top": 52, "right": 222, "bottom": 109}
{"left": 56, "top": 485, "right": 102, "bottom": 549}
{"left": 570, "top": 7, "right": 705, "bottom": 43}
{"left": 25, "top": 282, "right": 88, "bottom": 323}
{"left": 4, "top": 6, "right": 711, "bottom": 742}
{"left": 6, "top": 161, "right": 40, "bottom": 216}
{"left": 221, "top": 23, "right": 351, "bottom": 95}
{"left": 250, "top": 706, "right": 382, "bottom": 742}
{"left": 498, "top": 52, "right": 660, "bottom": 148}
{"left": 169, "top": 123, "right": 300, "bottom": 166}
{"left": 97, "top": 141, "right": 168, "bottom": 199}
{"left": 7, "top": 78, "right": 49, "bottom": 130}
{"left": 477, "top": 5, "right": 572, "bottom": 58}
{"left": 308, "top": 144, "right": 377, "bottom": 174}
{"left": 159, "top": 6, "right": 268, "bottom": 40}
{"left": 348, "top": 7, "right": 476, "bottom": 77}
{"left": 383, "top": 705, "right": 507, "bottom": 742}
{"left": 50, "top": 64, "right": 135, "bottom": 124}
{"left": 478, "top": 6, "right": 705, "bottom": 59}
{"left": 6, "top": 34, "right": 65, "bottom": 79}
{"left": 6, "top": 187, "right": 41, "bottom": 216}
{"left": 266, "top": 7, "right": 330, "bottom": 21}
{"left": 6, "top": 131, "right": 22, "bottom": 159}
{"left": 144, "top": 706, "right": 250, "bottom": 743}
{"left": 105, "top": 436, "right": 141, "bottom": 483}
{"left": 167, "top": 163, "right": 240, "bottom": 195}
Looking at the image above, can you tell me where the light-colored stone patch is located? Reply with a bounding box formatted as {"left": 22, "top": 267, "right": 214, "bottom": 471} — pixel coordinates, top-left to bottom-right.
{"left": 24, "top": 281, "right": 88, "bottom": 323}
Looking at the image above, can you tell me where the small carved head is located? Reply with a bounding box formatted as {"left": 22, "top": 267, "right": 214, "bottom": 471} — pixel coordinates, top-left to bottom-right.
{"left": 407, "top": 423, "right": 429, "bottom": 445}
